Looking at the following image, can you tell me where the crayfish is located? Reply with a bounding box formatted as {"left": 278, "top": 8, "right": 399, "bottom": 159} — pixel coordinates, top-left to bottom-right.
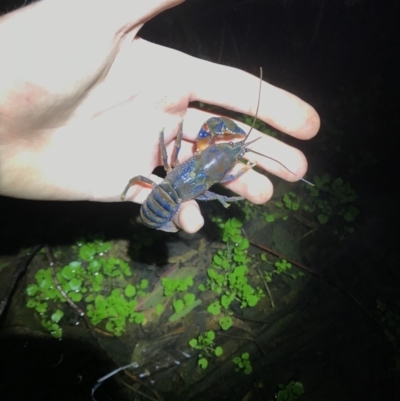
{"left": 121, "top": 69, "right": 311, "bottom": 232}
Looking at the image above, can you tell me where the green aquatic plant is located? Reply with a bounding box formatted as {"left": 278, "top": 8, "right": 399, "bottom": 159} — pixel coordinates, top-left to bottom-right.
{"left": 232, "top": 352, "right": 252, "bottom": 374}
{"left": 189, "top": 330, "right": 223, "bottom": 369}
{"left": 282, "top": 191, "right": 302, "bottom": 211}
{"left": 305, "top": 174, "right": 359, "bottom": 227}
{"left": 263, "top": 258, "right": 304, "bottom": 282}
{"left": 161, "top": 275, "right": 194, "bottom": 296}
{"left": 276, "top": 381, "right": 304, "bottom": 401}
{"left": 86, "top": 287, "right": 146, "bottom": 336}
{"left": 204, "top": 218, "right": 264, "bottom": 315}
{"left": 242, "top": 200, "right": 260, "bottom": 221}
{"left": 160, "top": 274, "right": 201, "bottom": 321}
{"left": 172, "top": 293, "right": 196, "bottom": 313}
{"left": 25, "top": 239, "right": 148, "bottom": 338}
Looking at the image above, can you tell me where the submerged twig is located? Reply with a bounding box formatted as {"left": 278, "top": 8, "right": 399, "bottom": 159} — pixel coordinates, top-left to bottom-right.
{"left": 218, "top": 332, "right": 266, "bottom": 356}
{"left": 43, "top": 246, "right": 163, "bottom": 401}
{"left": 45, "top": 246, "right": 87, "bottom": 318}
{"left": 257, "top": 267, "right": 274, "bottom": 308}
{"left": 246, "top": 239, "right": 317, "bottom": 276}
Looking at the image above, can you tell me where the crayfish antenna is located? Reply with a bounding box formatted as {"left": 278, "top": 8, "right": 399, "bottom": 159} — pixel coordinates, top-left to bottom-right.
{"left": 244, "top": 67, "right": 315, "bottom": 187}
{"left": 248, "top": 148, "right": 315, "bottom": 186}
{"left": 244, "top": 67, "right": 263, "bottom": 143}
{"left": 300, "top": 177, "right": 315, "bottom": 186}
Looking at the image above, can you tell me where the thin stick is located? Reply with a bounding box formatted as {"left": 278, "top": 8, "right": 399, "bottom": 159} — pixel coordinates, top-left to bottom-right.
{"left": 257, "top": 268, "right": 275, "bottom": 308}
{"left": 218, "top": 332, "right": 266, "bottom": 356}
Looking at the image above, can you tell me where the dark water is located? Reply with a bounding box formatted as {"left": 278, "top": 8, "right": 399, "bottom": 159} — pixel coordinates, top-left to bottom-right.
{"left": 1, "top": 1, "right": 399, "bottom": 400}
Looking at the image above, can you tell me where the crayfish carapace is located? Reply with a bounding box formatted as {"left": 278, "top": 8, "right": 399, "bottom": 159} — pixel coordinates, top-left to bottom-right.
{"left": 121, "top": 68, "right": 312, "bottom": 232}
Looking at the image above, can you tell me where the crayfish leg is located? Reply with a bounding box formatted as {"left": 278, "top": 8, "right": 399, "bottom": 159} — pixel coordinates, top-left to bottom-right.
{"left": 172, "top": 121, "right": 184, "bottom": 167}
{"left": 160, "top": 121, "right": 184, "bottom": 171}
{"left": 159, "top": 130, "right": 172, "bottom": 173}
{"left": 196, "top": 191, "right": 244, "bottom": 208}
{"left": 120, "top": 175, "right": 156, "bottom": 201}
{"left": 220, "top": 162, "right": 257, "bottom": 184}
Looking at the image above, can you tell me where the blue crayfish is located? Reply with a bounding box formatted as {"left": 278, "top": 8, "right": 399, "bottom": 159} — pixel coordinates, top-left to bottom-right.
{"left": 121, "top": 69, "right": 311, "bottom": 232}
{"left": 121, "top": 117, "right": 260, "bottom": 232}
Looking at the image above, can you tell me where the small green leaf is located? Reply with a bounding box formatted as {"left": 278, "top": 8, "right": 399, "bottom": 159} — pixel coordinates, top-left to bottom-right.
{"left": 62, "top": 265, "right": 75, "bottom": 280}
{"left": 265, "top": 214, "right": 275, "bottom": 223}
{"left": 206, "top": 330, "right": 215, "bottom": 341}
{"left": 189, "top": 339, "right": 198, "bottom": 348}
{"left": 317, "top": 214, "right": 329, "bottom": 224}
{"left": 125, "top": 284, "right": 136, "bottom": 297}
{"left": 173, "top": 299, "right": 184, "bottom": 313}
{"left": 213, "top": 254, "right": 223, "bottom": 265}
{"left": 198, "top": 358, "right": 208, "bottom": 369}
{"left": 134, "top": 313, "right": 144, "bottom": 324}
{"left": 221, "top": 294, "right": 233, "bottom": 309}
{"left": 184, "top": 293, "right": 196, "bottom": 306}
{"left": 343, "top": 205, "right": 359, "bottom": 222}
{"left": 26, "top": 299, "right": 37, "bottom": 308}
{"left": 207, "top": 301, "right": 221, "bottom": 315}
{"left": 68, "top": 292, "right": 82, "bottom": 302}
{"left": 69, "top": 278, "right": 82, "bottom": 291}
{"left": 88, "top": 260, "right": 101, "bottom": 273}
{"left": 85, "top": 294, "right": 96, "bottom": 303}
{"left": 219, "top": 316, "right": 233, "bottom": 331}
{"left": 244, "top": 365, "right": 253, "bottom": 375}
{"left": 140, "top": 279, "right": 149, "bottom": 289}
{"left": 51, "top": 309, "right": 64, "bottom": 323}
{"left": 26, "top": 284, "right": 38, "bottom": 296}
{"left": 215, "top": 346, "right": 223, "bottom": 357}
{"left": 156, "top": 304, "right": 163, "bottom": 316}
{"left": 35, "top": 302, "right": 48, "bottom": 314}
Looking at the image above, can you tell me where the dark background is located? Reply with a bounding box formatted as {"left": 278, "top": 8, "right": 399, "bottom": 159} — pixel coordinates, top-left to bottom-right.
{"left": 1, "top": 1, "right": 399, "bottom": 400}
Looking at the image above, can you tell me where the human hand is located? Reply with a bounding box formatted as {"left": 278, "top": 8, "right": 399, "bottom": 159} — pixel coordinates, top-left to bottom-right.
{"left": 0, "top": 0, "right": 319, "bottom": 233}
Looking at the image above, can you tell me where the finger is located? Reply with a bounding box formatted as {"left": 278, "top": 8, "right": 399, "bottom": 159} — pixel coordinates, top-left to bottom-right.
{"left": 186, "top": 59, "right": 320, "bottom": 140}
{"left": 174, "top": 201, "right": 204, "bottom": 233}
{"left": 224, "top": 168, "right": 274, "bottom": 204}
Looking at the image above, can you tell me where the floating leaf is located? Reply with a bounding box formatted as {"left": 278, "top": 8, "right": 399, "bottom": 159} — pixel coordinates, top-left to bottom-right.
{"left": 51, "top": 309, "right": 64, "bottom": 323}
{"left": 125, "top": 284, "right": 136, "bottom": 297}
{"left": 35, "top": 302, "right": 48, "bottom": 314}
{"left": 317, "top": 214, "right": 329, "bottom": 225}
{"left": 151, "top": 304, "right": 161, "bottom": 317}
{"left": 198, "top": 358, "right": 208, "bottom": 369}
{"left": 205, "top": 330, "right": 215, "bottom": 341}
{"left": 173, "top": 299, "right": 184, "bottom": 313}
{"left": 68, "top": 292, "right": 82, "bottom": 302}
{"left": 69, "top": 278, "right": 82, "bottom": 291}
{"left": 207, "top": 301, "right": 221, "bottom": 316}
{"left": 219, "top": 316, "right": 233, "bottom": 330}
{"left": 184, "top": 293, "right": 196, "bottom": 306}
{"left": 26, "top": 284, "right": 38, "bottom": 297}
